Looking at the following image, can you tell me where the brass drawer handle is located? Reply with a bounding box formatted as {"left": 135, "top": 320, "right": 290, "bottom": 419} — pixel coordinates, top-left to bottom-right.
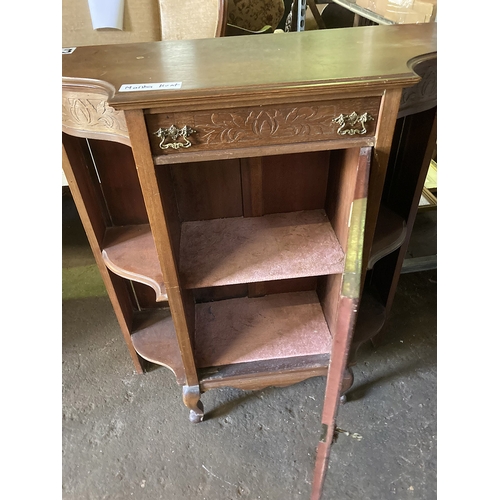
{"left": 333, "top": 112, "right": 374, "bottom": 136}
{"left": 154, "top": 125, "right": 196, "bottom": 149}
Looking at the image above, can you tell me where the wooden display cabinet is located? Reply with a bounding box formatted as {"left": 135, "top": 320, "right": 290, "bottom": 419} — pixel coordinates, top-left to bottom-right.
{"left": 62, "top": 23, "right": 436, "bottom": 498}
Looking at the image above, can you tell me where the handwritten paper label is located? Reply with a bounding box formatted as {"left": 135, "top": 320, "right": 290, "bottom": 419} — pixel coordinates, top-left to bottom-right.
{"left": 119, "top": 82, "right": 182, "bottom": 92}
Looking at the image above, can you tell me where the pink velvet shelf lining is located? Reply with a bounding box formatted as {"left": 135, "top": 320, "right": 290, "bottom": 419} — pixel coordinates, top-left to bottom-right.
{"left": 101, "top": 209, "right": 344, "bottom": 295}
{"left": 180, "top": 209, "right": 345, "bottom": 289}
{"left": 194, "top": 291, "right": 332, "bottom": 368}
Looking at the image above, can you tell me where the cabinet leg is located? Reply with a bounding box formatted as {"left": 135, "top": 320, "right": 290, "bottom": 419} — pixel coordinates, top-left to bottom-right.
{"left": 182, "top": 385, "right": 204, "bottom": 423}
{"left": 340, "top": 366, "right": 354, "bottom": 404}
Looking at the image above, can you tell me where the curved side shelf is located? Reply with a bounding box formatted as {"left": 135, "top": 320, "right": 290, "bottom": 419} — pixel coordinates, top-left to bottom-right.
{"left": 368, "top": 205, "right": 407, "bottom": 270}
{"left": 131, "top": 310, "right": 186, "bottom": 384}
{"left": 102, "top": 225, "right": 168, "bottom": 302}
{"left": 400, "top": 53, "right": 437, "bottom": 118}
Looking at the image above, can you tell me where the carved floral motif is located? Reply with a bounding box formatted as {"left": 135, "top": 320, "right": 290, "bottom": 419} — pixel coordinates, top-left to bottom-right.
{"left": 198, "top": 107, "right": 341, "bottom": 144}
{"left": 62, "top": 96, "right": 128, "bottom": 138}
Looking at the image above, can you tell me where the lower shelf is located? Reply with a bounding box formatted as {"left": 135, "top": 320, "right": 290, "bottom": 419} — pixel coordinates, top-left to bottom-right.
{"left": 130, "top": 291, "right": 333, "bottom": 392}
{"left": 194, "top": 290, "right": 332, "bottom": 368}
{"left": 131, "top": 309, "right": 185, "bottom": 384}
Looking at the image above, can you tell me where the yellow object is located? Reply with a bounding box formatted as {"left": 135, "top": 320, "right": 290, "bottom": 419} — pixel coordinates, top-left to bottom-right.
{"left": 424, "top": 159, "right": 437, "bottom": 191}
{"left": 356, "top": 0, "right": 437, "bottom": 23}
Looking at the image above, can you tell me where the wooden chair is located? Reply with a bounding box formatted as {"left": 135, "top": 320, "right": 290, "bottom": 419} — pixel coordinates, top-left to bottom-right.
{"left": 158, "top": 0, "right": 284, "bottom": 39}
{"left": 158, "top": 0, "right": 227, "bottom": 39}
{"left": 64, "top": 0, "right": 227, "bottom": 43}
{"left": 224, "top": 24, "right": 275, "bottom": 36}
{"left": 225, "top": 0, "right": 285, "bottom": 33}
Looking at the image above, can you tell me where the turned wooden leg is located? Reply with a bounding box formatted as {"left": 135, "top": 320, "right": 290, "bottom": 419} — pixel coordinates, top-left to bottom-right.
{"left": 182, "top": 385, "right": 204, "bottom": 423}
{"left": 340, "top": 366, "right": 354, "bottom": 404}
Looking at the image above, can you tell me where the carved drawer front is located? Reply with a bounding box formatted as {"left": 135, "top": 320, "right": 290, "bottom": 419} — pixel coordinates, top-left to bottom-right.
{"left": 145, "top": 97, "right": 381, "bottom": 155}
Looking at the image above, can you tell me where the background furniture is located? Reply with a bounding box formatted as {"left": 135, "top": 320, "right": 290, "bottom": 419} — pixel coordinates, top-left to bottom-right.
{"left": 226, "top": 0, "right": 285, "bottom": 32}
{"left": 62, "top": 0, "right": 285, "bottom": 48}
{"left": 62, "top": 0, "right": 162, "bottom": 47}
{"left": 158, "top": 0, "right": 227, "bottom": 39}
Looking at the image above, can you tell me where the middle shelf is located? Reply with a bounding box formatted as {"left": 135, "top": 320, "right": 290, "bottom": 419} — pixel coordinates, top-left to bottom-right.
{"left": 101, "top": 209, "right": 345, "bottom": 293}
{"left": 180, "top": 209, "right": 344, "bottom": 288}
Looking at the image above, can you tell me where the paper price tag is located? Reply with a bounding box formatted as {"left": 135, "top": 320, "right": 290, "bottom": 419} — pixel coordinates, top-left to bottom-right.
{"left": 119, "top": 82, "right": 182, "bottom": 92}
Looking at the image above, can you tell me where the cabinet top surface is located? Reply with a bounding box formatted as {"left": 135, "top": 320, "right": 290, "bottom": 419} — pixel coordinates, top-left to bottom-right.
{"left": 62, "top": 23, "right": 436, "bottom": 110}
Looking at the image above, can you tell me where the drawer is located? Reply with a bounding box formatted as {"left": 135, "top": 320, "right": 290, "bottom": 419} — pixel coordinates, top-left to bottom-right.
{"left": 145, "top": 97, "right": 381, "bottom": 156}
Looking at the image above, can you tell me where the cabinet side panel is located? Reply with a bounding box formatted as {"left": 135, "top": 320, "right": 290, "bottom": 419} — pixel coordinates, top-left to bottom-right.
{"left": 373, "top": 108, "right": 436, "bottom": 308}
{"left": 62, "top": 134, "right": 109, "bottom": 246}
{"left": 87, "top": 139, "right": 149, "bottom": 226}
{"left": 63, "top": 137, "right": 145, "bottom": 373}
{"left": 325, "top": 148, "right": 361, "bottom": 252}
{"left": 317, "top": 273, "right": 342, "bottom": 336}
{"left": 363, "top": 88, "right": 402, "bottom": 278}
{"left": 107, "top": 273, "right": 137, "bottom": 330}
{"left": 319, "top": 146, "right": 371, "bottom": 331}
{"left": 382, "top": 107, "right": 437, "bottom": 218}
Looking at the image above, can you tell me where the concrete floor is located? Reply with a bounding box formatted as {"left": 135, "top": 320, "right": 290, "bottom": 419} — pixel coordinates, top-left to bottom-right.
{"left": 62, "top": 191, "right": 437, "bottom": 500}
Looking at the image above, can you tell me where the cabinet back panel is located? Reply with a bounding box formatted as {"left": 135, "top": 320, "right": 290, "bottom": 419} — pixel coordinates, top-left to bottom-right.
{"left": 248, "top": 277, "right": 319, "bottom": 298}
{"left": 170, "top": 159, "right": 243, "bottom": 222}
{"left": 193, "top": 277, "right": 318, "bottom": 303}
{"left": 87, "top": 139, "right": 148, "bottom": 226}
{"left": 261, "top": 152, "right": 330, "bottom": 215}
{"left": 193, "top": 284, "right": 249, "bottom": 303}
